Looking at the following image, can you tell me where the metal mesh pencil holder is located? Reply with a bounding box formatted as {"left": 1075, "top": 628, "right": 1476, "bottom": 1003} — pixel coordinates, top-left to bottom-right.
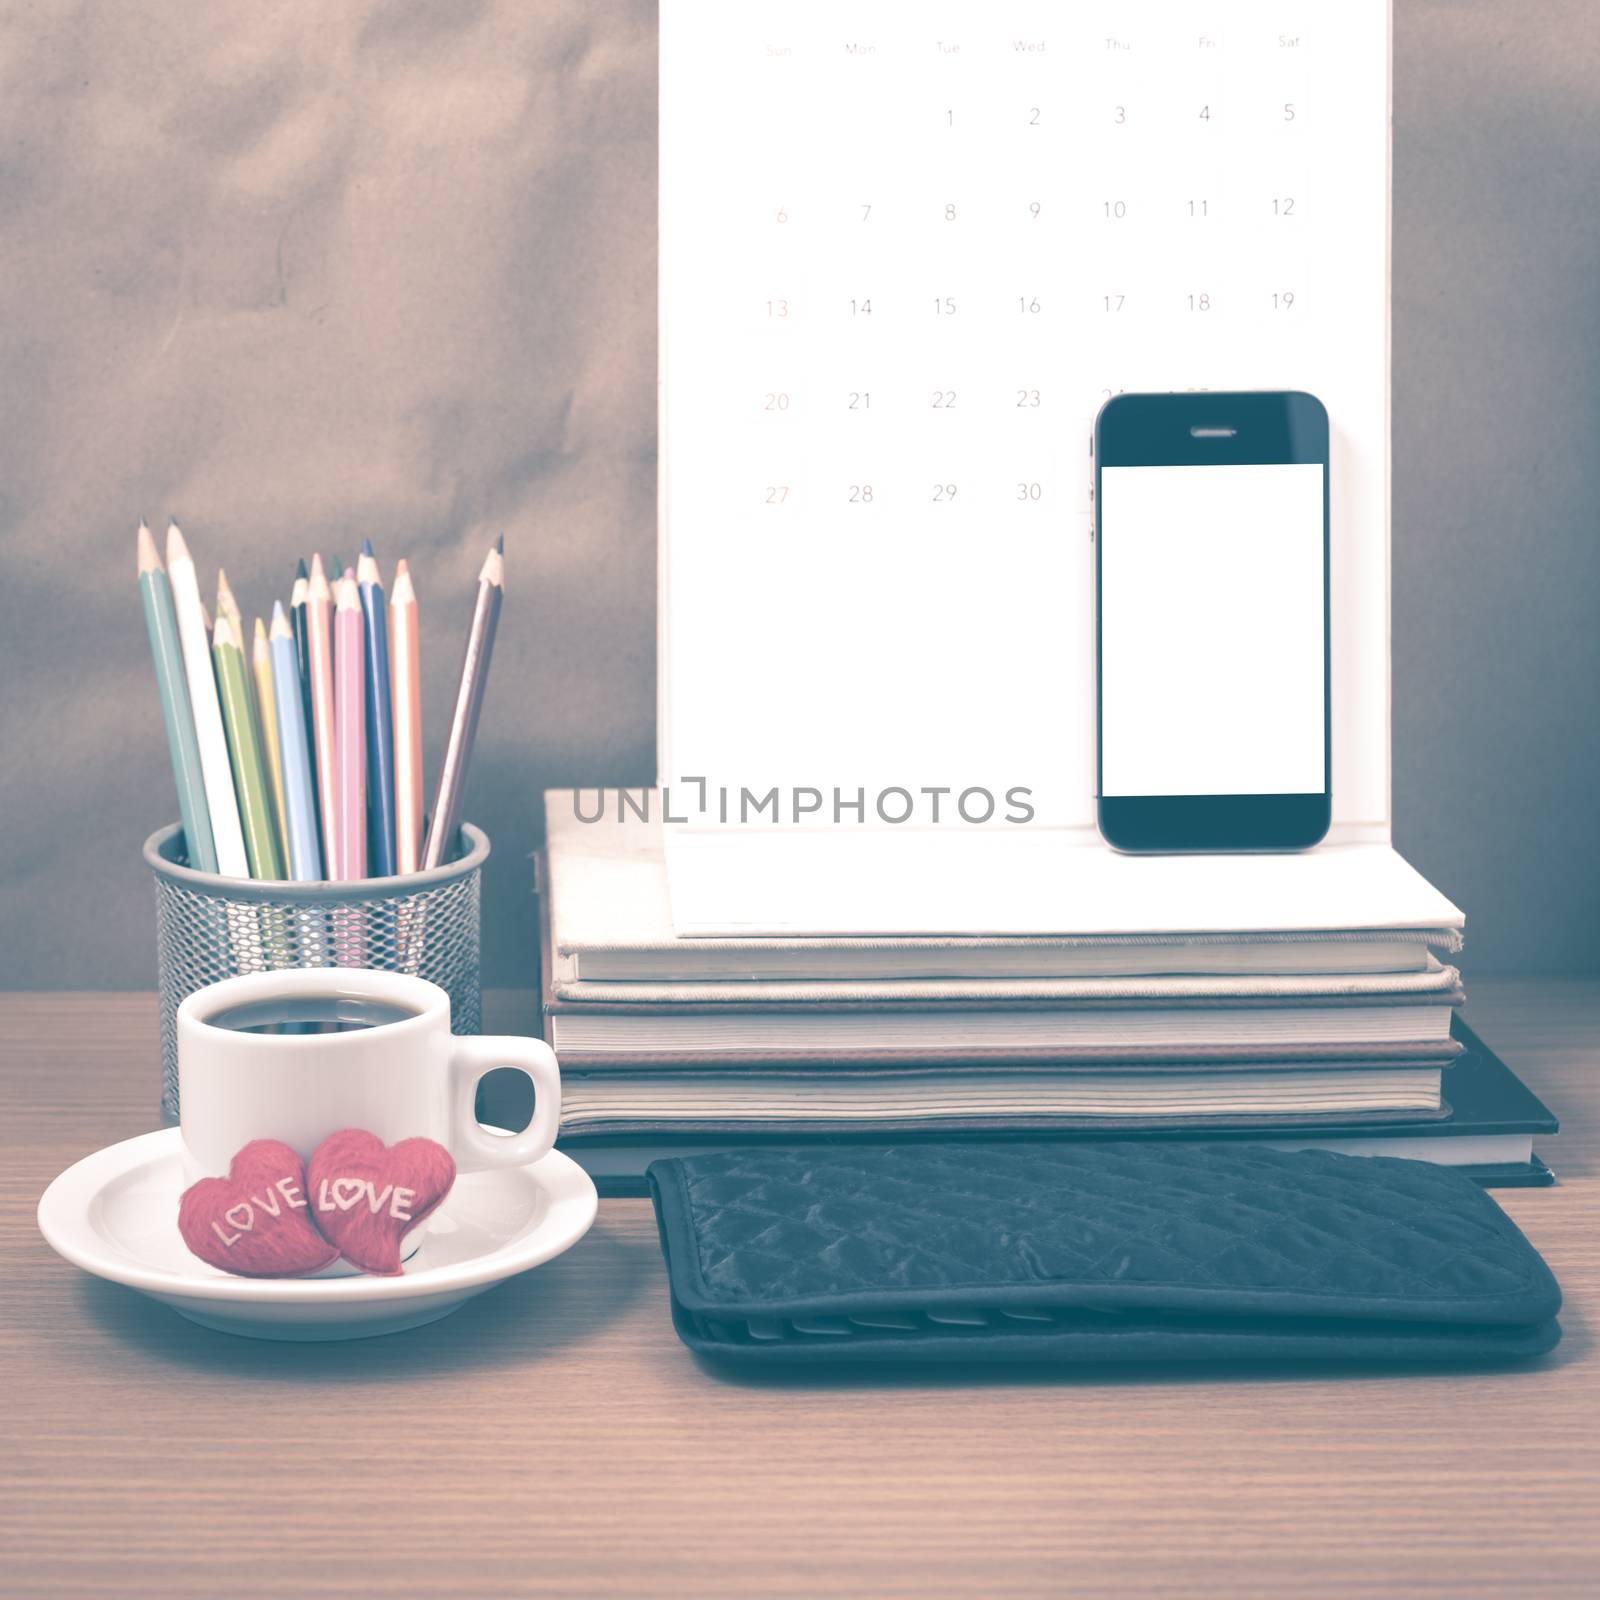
{"left": 145, "top": 822, "right": 488, "bottom": 1123}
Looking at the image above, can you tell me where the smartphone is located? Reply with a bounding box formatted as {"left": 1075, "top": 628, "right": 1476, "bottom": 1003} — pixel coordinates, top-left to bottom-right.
{"left": 1094, "top": 390, "right": 1331, "bottom": 853}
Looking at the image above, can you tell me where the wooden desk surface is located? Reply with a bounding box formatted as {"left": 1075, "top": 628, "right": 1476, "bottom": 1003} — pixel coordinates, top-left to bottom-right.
{"left": 2, "top": 981, "right": 1597, "bottom": 1599}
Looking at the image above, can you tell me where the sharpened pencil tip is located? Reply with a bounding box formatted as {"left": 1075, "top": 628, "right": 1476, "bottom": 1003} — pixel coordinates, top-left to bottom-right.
{"left": 496, "top": 532, "right": 504, "bottom": 553}
{"left": 361, "top": 537, "right": 375, "bottom": 557}
{"left": 272, "top": 599, "right": 287, "bottom": 624}
{"left": 166, "top": 521, "right": 191, "bottom": 565}
{"left": 136, "top": 522, "right": 160, "bottom": 575}
{"left": 307, "top": 554, "right": 331, "bottom": 602}
{"left": 296, "top": 557, "right": 308, "bottom": 579}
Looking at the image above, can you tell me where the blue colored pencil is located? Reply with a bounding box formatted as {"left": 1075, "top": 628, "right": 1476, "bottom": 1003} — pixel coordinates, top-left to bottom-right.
{"left": 136, "top": 523, "right": 218, "bottom": 872}
{"left": 356, "top": 539, "right": 398, "bottom": 877}
{"left": 268, "top": 602, "right": 325, "bottom": 880}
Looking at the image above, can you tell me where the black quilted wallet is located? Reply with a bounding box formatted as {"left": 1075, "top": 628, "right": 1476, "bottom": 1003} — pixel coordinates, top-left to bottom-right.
{"left": 647, "top": 1142, "right": 1561, "bottom": 1367}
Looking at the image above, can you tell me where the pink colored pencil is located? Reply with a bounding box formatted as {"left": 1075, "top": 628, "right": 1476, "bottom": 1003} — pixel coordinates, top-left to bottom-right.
{"left": 333, "top": 572, "right": 366, "bottom": 879}
{"left": 390, "top": 558, "right": 424, "bottom": 874}
{"left": 305, "top": 554, "right": 339, "bottom": 862}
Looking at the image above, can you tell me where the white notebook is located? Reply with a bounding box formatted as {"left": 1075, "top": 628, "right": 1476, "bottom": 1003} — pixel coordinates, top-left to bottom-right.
{"left": 558, "top": 1067, "right": 1444, "bottom": 1133}
{"left": 543, "top": 793, "right": 1460, "bottom": 979}
{"left": 551, "top": 999, "right": 1458, "bottom": 1059}
{"left": 659, "top": 1, "right": 1393, "bottom": 836}
{"left": 662, "top": 829, "right": 1463, "bottom": 939}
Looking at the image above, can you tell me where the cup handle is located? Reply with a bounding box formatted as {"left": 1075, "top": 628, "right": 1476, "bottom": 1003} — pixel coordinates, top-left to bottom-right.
{"left": 447, "top": 1035, "right": 562, "bottom": 1172}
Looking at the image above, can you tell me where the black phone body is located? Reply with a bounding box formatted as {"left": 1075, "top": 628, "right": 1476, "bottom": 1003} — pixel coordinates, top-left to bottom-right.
{"left": 1094, "top": 390, "right": 1331, "bottom": 853}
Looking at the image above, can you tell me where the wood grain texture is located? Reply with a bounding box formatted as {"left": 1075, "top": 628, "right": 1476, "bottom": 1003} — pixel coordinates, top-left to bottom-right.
{"left": 2, "top": 982, "right": 1597, "bottom": 1599}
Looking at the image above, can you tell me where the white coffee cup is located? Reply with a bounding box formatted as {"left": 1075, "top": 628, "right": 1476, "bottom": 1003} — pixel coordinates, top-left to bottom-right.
{"left": 177, "top": 968, "right": 560, "bottom": 1189}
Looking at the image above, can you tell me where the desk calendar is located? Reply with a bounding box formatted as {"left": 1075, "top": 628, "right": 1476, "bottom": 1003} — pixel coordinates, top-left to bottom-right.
{"left": 660, "top": 1, "right": 1392, "bottom": 840}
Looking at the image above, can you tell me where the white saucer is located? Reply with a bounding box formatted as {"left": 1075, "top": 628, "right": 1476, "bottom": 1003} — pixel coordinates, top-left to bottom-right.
{"left": 38, "top": 1129, "right": 599, "bottom": 1341}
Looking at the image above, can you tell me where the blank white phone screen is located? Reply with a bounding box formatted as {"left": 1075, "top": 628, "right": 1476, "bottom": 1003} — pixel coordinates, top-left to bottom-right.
{"left": 1100, "top": 463, "right": 1326, "bottom": 798}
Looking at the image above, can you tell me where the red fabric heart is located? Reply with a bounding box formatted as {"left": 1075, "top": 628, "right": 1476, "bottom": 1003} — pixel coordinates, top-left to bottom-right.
{"left": 307, "top": 1129, "right": 456, "bottom": 1276}
{"left": 178, "top": 1140, "right": 341, "bottom": 1278}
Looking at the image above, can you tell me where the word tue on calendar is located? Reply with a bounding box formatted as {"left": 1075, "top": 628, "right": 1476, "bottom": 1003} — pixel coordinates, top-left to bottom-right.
{"left": 660, "top": 2, "right": 1391, "bottom": 837}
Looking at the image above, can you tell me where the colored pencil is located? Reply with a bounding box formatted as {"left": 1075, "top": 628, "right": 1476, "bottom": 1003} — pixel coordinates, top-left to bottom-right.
{"left": 326, "top": 557, "right": 342, "bottom": 708}
{"left": 333, "top": 574, "right": 367, "bottom": 879}
{"left": 252, "top": 617, "right": 291, "bottom": 859}
{"left": 289, "top": 560, "right": 317, "bottom": 822}
{"left": 136, "top": 522, "right": 218, "bottom": 873}
{"left": 422, "top": 538, "right": 504, "bottom": 869}
{"left": 290, "top": 559, "right": 309, "bottom": 660}
{"left": 213, "top": 614, "right": 284, "bottom": 880}
{"left": 305, "top": 554, "right": 339, "bottom": 864}
{"left": 214, "top": 566, "right": 271, "bottom": 784}
{"left": 269, "top": 603, "right": 324, "bottom": 881}
{"left": 166, "top": 522, "right": 249, "bottom": 877}
{"left": 214, "top": 568, "right": 247, "bottom": 691}
{"left": 357, "top": 540, "right": 398, "bottom": 877}
{"left": 390, "top": 558, "right": 424, "bottom": 874}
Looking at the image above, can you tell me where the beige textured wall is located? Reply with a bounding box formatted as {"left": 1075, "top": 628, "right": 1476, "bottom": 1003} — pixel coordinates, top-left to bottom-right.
{"left": 0, "top": 2, "right": 658, "bottom": 987}
{"left": 0, "top": 2, "right": 1595, "bottom": 985}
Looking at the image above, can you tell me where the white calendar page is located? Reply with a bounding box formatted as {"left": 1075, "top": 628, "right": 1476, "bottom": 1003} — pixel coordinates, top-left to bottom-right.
{"left": 660, "top": 0, "right": 1391, "bottom": 840}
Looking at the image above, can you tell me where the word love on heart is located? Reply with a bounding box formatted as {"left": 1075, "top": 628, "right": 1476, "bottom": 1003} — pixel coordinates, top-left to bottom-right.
{"left": 178, "top": 1140, "right": 339, "bottom": 1278}
{"left": 178, "top": 1131, "right": 456, "bottom": 1280}
{"left": 217, "top": 1175, "right": 311, "bottom": 1242}
{"left": 307, "top": 1130, "right": 457, "bottom": 1276}
{"left": 316, "top": 1175, "right": 419, "bottom": 1222}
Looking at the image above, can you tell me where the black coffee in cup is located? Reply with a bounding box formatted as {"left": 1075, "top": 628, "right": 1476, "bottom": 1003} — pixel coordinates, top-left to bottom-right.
{"left": 201, "top": 997, "right": 420, "bottom": 1036}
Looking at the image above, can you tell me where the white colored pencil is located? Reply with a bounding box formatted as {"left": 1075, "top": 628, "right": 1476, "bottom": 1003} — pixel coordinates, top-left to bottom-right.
{"left": 166, "top": 522, "right": 249, "bottom": 877}
{"left": 422, "top": 540, "right": 503, "bottom": 869}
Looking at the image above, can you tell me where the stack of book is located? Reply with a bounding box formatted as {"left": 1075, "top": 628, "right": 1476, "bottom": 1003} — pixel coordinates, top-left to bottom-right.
{"left": 536, "top": 793, "right": 1555, "bottom": 1193}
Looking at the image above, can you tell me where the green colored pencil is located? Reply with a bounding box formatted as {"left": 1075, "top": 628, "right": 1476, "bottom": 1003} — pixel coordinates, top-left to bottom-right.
{"left": 136, "top": 522, "right": 218, "bottom": 872}
{"left": 212, "top": 613, "right": 284, "bottom": 879}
